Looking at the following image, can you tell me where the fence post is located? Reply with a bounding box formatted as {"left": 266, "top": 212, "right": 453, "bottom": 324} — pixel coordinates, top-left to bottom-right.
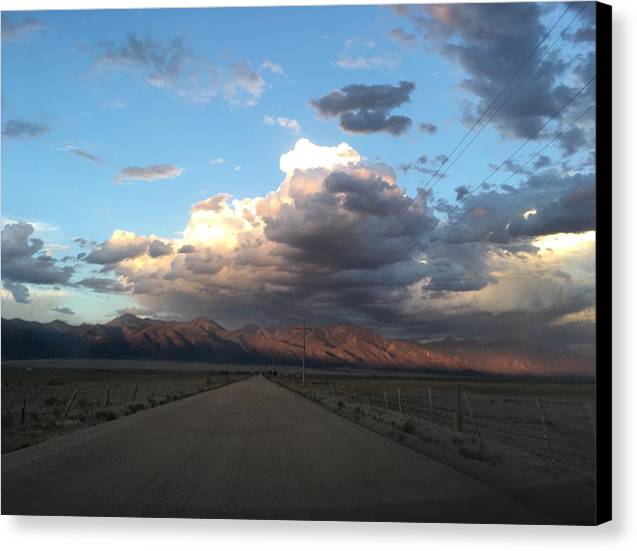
{"left": 129, "top": 385, "right": 138, "bottom": 404}
{"left": 64, "top": 387, "right": 81, "bottom": 418}
{"left": 21, "top": 398, "right": 26, "bottom": 425}
{"left": 397, "top": 386, "right": 402, "bottom": 414}
{"left": 104, "top": 388, "right": 110, "bottom": 408}
{"left": 384, "top": 392, "right": 388, "bottom": 409}
{"left": 455, "top": 388, "right": 463, "bottom": 432}
{"left": 427, "top": 387, "right": 433, "bottom": 416}
{"left": 462, "top": 391, "right": 480, "bottom": 440}
{"left": 534, "top": 396, "right": 553, "bottom": 458}
{"left": 368, "top": 391, "right": 373, "bottom": 407}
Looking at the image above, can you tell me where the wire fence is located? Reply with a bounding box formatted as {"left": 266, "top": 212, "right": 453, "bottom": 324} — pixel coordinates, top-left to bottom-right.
{"left": 285, "top": 379, "right": 595, "bottom": 466}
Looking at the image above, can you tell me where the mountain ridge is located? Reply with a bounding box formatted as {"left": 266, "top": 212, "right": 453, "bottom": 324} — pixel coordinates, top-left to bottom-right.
{"left": 1, "top": 315, "right": 595, "bottom": 377}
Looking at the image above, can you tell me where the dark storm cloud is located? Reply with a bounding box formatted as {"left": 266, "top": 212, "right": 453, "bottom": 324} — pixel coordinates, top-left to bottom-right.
{"left": 508, "top": 183, "right": 596, "bottom": 237}
{"left": 84, "top": 235, "right": 150, "bottom": 265}
{"left": 52, "top": 306, "right": 76, "bottom": 316}
{"left": 422, "top": 242, "right": 496, "bottom": 293}
{"left": 566, "top": 26, "right": 596, "bottom": 43}
{"left": 436, "top": 170, "right": 596, "bottom": 245}
{"left": 3, "top": 280, "right": 30, "bottom": 304}
{"left": 395, "top": 3, "right": 595, "bottom": 141}
{"left": 177, "top": 244, "right": 196, "bottom": 254}
{"left": 148, "top": 239, "right": 173, "bottom": 258}
{"left": 2, "top": 119, "right": 49, "bottom": 139}
{"left": 324, "top": 172, "right": 409, "bottom": 217}
{"left": 87, "top": 151, "right": 594, "bottom": 353}
{"left": 263, "top": 171, "right": 437, "bottom": 271}
{"left": 533, "top": 154, "right": 552, "bottom": 170}
{"left": 455, "top": 185, "right": 470, "bottom": 201}
{"left": 310, "top": 81, "right": 415, "bottom": 135}
{"left": 1, "top": 222, "right": 74, "bottom": 302}
{"left": 78, "top": 277, "right": 129, "bottom": 294}
{"left": 1, "top": 16, "right": 43, "bottom": 41}
{"left": 558, "top": 125, "right": 587, "bottom": 156}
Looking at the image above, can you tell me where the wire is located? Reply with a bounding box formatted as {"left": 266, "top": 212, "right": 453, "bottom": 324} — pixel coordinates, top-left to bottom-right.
{"left": 434, "top": 74, "right": 595, "bottom": 233}
{"left": 386, "top": 1, "right": 584, "bottom": 237}
{"left": 412, "top": 100, "right": 594, "bottom": 254}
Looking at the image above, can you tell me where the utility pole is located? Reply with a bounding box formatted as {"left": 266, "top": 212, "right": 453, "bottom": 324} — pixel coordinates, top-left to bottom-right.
{"left": 296, "top": 320, "right": 311, "bottom": 386}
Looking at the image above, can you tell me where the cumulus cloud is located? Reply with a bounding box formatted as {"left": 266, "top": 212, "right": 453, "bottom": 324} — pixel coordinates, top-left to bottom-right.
{"left": 264, "top": 115, "right": 301, "bottom": 134}
{"left": 1, "top": 222, "right": 74, "bottom": 302}
{"left": 116, "top": 164, "right": 183, "bottom": 182}
{"left": 209, "top": 157, "right": 225, "bottom": 165}
{"left": 84, "top": 230, "right": 151, "bottom": 265}
{"left": 1, "top": 16, "right": 43, "bottom": 41}
{"left": 72, "top": 139, "right": 594, "bottom": 351}
{"left": 2, "top": 119, "right": 49, "bottom": 139}
{"left": 311, "top": 81, "right": 415, "bottom": 135}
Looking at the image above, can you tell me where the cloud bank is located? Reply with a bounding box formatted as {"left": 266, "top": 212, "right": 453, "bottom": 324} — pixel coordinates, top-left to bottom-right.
{"left": 70, "top": 139, "right": 595, "bottom": 352}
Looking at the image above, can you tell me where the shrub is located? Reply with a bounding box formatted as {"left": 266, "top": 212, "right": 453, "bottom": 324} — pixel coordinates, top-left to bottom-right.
{"left": 400, "top": 419, "right": 415, "bottom": 434}
{"left": 95, "top": 410, "right": 118, "bottom": 421}
{"left": 127, "top": 403, "right": 145, "bottom": 414}
{"left": 459, "top": 446, "right": 485, "bottom": 462}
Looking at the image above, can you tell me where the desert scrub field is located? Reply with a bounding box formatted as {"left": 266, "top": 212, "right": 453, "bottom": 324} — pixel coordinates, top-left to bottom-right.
{"left": 1, "top": 360, "right": 251, "bottom": 453}
{"left": 277, "top": 373, "right": 596, "bottom": 523}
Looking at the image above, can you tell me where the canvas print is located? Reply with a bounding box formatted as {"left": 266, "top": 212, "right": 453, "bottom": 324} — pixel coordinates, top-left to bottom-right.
{"left": 1, "top": 2, "right": 610, "bottom": 524}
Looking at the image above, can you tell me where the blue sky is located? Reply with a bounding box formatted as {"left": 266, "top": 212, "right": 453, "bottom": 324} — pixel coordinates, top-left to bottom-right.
{"left": 1, "top": 3, "right": 597, "bottom": 351}
{"left": 2, "top": 5, "right": 486, "bottom": 241}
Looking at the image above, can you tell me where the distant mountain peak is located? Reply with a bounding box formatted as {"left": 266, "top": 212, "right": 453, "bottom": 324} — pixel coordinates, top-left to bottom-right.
{"left": 0, "top": 316, "right": 595, "bottom": 377}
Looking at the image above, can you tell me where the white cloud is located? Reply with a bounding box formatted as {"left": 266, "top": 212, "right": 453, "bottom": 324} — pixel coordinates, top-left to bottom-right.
{"left": 335, "top": 53, "right": 399, "bottom": 70}
{"left": 279, "top": 138, "right": 361, "bottom": 174}
{"left": 209, "top": 157, "right": 225, "bottom": 165}
{"left": 264, "top": 115, "right": 301, "bottom": 135}
{"left": 260, "top": 60, "right": 284, "bottom": 75}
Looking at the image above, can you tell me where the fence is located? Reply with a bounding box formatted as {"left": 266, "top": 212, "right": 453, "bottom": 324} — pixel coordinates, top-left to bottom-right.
{"left": 286, "top": 379, "right": 595, "bottom": 465}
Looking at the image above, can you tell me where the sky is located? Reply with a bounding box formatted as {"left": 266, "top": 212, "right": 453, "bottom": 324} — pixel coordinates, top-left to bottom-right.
{"left": 1, "top": 2, "right": 597, "bottom": 353}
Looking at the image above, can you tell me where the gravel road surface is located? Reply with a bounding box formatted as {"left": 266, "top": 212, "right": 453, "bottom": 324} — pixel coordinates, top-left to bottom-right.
{"left": 2, "top": 376, "right": 554, "bottom": 522}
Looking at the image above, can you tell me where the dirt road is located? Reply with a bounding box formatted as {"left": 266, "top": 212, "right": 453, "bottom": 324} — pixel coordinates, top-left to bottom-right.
{"left": 2, "top": 376, "right": 554, "bottom": 522}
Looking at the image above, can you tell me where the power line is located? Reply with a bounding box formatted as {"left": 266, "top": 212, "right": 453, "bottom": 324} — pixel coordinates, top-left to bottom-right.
{"left": 432, "top": 74, "right": 596, "bottom": 235}
{"left": 411, "top": 100, "right": 595, "bottom": 255}
{"left": 410, "top": 1, "right": 589, "bottom": 211}
{"left": 386, "top": 1, "right": 583, "bottom": 237}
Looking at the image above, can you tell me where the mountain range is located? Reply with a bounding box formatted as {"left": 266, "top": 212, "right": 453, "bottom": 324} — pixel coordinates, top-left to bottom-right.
{"left": 0, "top": 314, "right": 594, "bottom": 377}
